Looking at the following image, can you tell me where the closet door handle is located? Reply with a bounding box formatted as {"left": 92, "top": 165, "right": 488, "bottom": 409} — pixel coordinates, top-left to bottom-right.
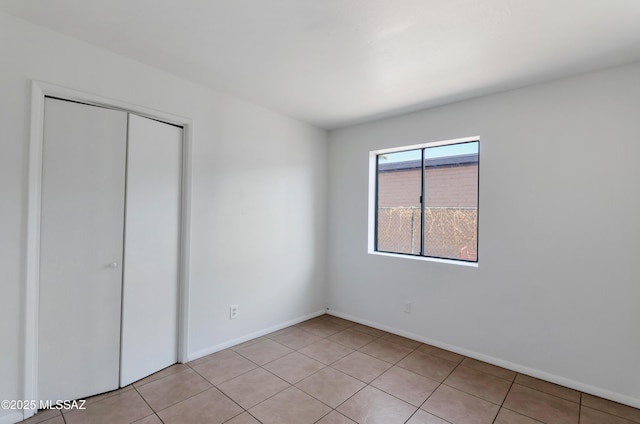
{"left": 109, "top": 262, "right": 119, "bottom": 268}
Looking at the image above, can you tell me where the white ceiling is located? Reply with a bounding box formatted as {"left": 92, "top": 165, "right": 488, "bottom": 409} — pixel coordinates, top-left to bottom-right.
{"left": 2, "top": 0, "right": 640, "bottom": 129}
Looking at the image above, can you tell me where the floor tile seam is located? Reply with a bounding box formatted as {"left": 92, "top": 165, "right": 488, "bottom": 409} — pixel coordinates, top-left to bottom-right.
{"left": 416, "top": 374, "right": 443, "bottom": 408}
{"left": 501, "top": 382, "right": 582, "bottom": 424}
{"left": 323, "top": 330, "right": 348, "bottom": 338}
{"left": 292, "top": 325, "right": 327, "bottom": 338}
{"left": 296, "top": 323, "right": 349, "bottom": 336}
{"left": 394, "top": 361, "right": 444, "bottom": 381}
{"left": 61, "top": 385, "right": 138, "bottom": 416}
{"left": 578, "top": 394, "right": 582, "bottom": 424}
{"left": 499, "top": 371, "right": 516, "bottom": 408}
{"left": 275, "top": 337, "right": 325, "bottom": 351}
{"left": 367, "top": 379, "right": 429, "bottom": 409}
{"left": 347, "top": 326, "right": 387, "bottom": 338}
{"left": 419, "top": 349, "right": 465, "bottom": 365}
{"left": 348, "top": 348, "right": 405, "bottom": 368}
{"left": 219, "top": 409, "right": 253, "bottom": 424}
{"left": 233, "top": 348, "right": 293, "bottom": 368}
{"left": 291, "top": 333, "right": 331, "bottom": 351}
{"left": 325, "top": 321, "right": 352, "bottom": 330}
{"left": 47, "top": 410, "right": 68, "bottom": 424}
{"left": 310, "top": 409, "right": 340, "bottom": 424}
{"left": 436, "top": 351, "right": 465, "bottom": 383}
{"left": 72, "top": 385, "right": 134, "bottom": 409}
{"left": 488, "top": 369, "right": 519, "bottom": 424}
{"left": 285, "top": 363, "right": 331, "bottom": 387}
{"left": 326, "top": 329, "right": 378, "bottom": 349}
{"left": 331, "top": 383, "right": 371, "bottom": 414}
{"left": 353, "top": 349, "right": 411, "bottom": 366}
{"left": 580, "top": 392, "right": 640, "bottom": 423}
{"left": 413, "top": 358, "right": 461, "bottom": 420}
{"left": 510, "top": 382, "right": 581, "bottom": 405}
{"left": 316, "top": 316, "right": 351, "bottom": 326}
{"left": 458, "top": 360, "right": 516, "bottom": 383}
{"left": 357, "top": 338, "right": 421, "bottom": 360}
{"left": 254, "top": 364, "right": 294, "bottom": 387}
{"left": 497, "top": 406, "right": 547, "bottom": 423}
{"left": 292, "top": 381, "right": 340, "bottom": 409}
{"left": 131, "top": 384, "right": 166, "bottom": 420}
{"left": 189, "top": 365, "right": 259, "bottom": 397}
{"left": 327, "top": 364, "right": 378, "bottom": 386}
{"left": 263, "top": 348, "right": 328, "bottom": 369}
{"left": 580, "top": 404, "right": 640, "bottom": 424}
{"left": 295, "top": 349, "right": 349, "bottom": 366}
{"left": 323, "top": 321, "right": 357, "bottom": 331}
{"left": 209, "top": 382, "right": 251, "bottom": 417}
{"left": 243, "top": 381, "right": 326, "bottom": 418}
{"left": 327, "top": 336, "right": 373, "bottom": 351}
{"left": 404, "top": 408, "right": 455, "bottom": 424}
{"left": 187, "top": 356, "right": 260, "bottom": 380}
{"left": 436, "top": 381, "right": 508, "bottom": 407}
{"left": 133, "top": 366, "right": 194, "bottom": 390}
{"left": 229, "top": 339, "right": 265, "bottom": 352}
{"left": 242, "top": 409, "right": 264, "bottom": 424}
{"left": 410, "top": 348, "right": 464, "bottom": 370}
{"left": 417, "top": 393, "right": 457, "bottom": 424}
{"left": 290, "top": 385, "right": 342, "bottom": 412}
{"left": 137, "top": 413, "right": 165, "bottom": 424}
{"left": 384, "top": 366, "right": 443, "bottom": 387}
{"left": 140, "top": 381, "right": 214, "bottom": 415}
{"left": 514, "top": 373, "right": 581, "bottom": 400}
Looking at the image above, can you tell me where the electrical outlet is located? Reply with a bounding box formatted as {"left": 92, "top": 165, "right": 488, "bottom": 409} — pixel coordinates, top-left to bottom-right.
{"left": 230, "top": 304, "right": 238, "bottom": 319}
{"left": 403, "top": 301, "right": 411, "bottom": 314}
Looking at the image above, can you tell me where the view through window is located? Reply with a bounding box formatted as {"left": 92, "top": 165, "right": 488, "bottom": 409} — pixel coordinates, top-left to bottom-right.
{"left": 375, "top": 139, "right": 479, "bottom": 262}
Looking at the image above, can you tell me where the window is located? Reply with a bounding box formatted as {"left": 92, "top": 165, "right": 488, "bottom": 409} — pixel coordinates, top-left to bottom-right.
{"left": 369, "top": 137, "right": 479, "bottom": 264}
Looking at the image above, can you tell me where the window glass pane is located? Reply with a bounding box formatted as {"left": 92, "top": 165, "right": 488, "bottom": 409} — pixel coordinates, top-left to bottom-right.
{"left": 377, "top": 149, "right": 422, "bottom": 254}
{"left": 423, "top": 141, "right": 478, "bottom": 261}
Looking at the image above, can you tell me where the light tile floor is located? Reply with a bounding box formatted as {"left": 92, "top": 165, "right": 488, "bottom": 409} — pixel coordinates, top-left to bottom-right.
{"left": 20, "top": 314, "right": 640, "bottom": 424}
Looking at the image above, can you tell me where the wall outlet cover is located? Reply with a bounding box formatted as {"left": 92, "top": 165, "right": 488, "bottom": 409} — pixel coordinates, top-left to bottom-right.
{"left": 230, "top": 304, "right": 239, "bottom": 319}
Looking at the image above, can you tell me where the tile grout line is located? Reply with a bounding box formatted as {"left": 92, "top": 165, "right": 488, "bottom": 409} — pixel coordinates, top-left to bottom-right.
{"left": 186, "top": 361, "right": 252, "bottom": 420}
{"left": 416, "top": 352, "right": 465, "bottom": 423}
{"left": 131, "top": 384, "right": 165, "bottom": 424}
{"left": 490, "top": 370, "right": 517, "bottom": 424}
{"left": 27, "top": 315, "right": 640, "bottom": 424}
{"left": 509, "top": 381, "right": 582, "bottom": 405}
{"left": 578, "top": 391, "right": 582, "bottom": 424}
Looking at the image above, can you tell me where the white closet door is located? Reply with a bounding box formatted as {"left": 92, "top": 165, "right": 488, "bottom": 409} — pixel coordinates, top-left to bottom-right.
{"left": 120, "top": 114, "right": 181, "bottom": 386}
{"left": 39, "top": 98, "right": 127, "bottom": 401}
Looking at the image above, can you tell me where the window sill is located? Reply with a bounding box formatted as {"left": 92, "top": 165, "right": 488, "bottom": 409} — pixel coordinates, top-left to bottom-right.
{"left": 368, "top": 250, "right": 479, "bottom": 268}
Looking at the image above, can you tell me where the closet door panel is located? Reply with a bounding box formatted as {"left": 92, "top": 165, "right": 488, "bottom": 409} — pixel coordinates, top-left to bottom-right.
{"left": 120, "top": 114, "right": 181, "bottom": 386}
{"left": 39, "top": 97, "right": 127, "bottom": 401}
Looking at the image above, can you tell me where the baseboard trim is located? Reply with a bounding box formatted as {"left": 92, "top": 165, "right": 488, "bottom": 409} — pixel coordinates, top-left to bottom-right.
{"left": 327, "top": 310, "right": 640, "bottom": 409}
{"left": 0, "top": 412, "right": 24, "bottom": 424}
{"left": 187, "top": 309, "right": 326, "bottom": 362}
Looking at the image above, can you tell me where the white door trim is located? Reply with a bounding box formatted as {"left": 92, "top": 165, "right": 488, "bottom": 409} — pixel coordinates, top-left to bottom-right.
{"left": 24, "top": 80, "right": 193, "bottom": 420}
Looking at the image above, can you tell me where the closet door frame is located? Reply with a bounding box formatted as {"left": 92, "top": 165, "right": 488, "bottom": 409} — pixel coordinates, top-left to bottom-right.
{"left": 23, "top": 80, "right": 193, "bottom": 421}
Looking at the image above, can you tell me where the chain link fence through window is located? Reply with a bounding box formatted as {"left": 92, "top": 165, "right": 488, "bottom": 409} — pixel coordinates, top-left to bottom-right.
{"left": 377, "top": 206, "right": 477, "bottom": 260}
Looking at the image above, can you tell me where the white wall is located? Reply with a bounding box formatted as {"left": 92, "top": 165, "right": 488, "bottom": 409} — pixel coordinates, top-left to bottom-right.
{"left": 327, "top": 62, "right": 640, "bottom": 407}
{"left": 0, "top": 12, "right": 327, "bottom": 422}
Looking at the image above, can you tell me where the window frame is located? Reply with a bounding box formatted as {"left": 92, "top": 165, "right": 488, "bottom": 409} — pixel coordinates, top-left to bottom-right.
{"left": 368, "top": 136, "right": 480, "bottom": 267}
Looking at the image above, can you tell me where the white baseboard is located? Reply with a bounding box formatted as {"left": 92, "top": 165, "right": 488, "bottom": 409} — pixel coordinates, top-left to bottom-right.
{"left": 187, "top": 309, "right": 326, "bottom": 362}
{"left": 0, "top": 412, "right": 24, "bottom": 424}
{"left": 327, "top": 310, "right": 640, "bottom": 409}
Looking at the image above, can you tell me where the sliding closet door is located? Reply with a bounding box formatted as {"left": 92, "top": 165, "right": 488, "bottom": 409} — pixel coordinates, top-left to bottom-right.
{"left": 120, "top": 114, "right": 182, "bottom": 386}
{"left": 39, "top": 98, "right": 127, "bottom": 401}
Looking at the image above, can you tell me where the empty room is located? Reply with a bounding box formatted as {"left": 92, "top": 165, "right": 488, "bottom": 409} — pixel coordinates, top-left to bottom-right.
{"left": 1, "top": 1, "right": 640, "bottom": 423}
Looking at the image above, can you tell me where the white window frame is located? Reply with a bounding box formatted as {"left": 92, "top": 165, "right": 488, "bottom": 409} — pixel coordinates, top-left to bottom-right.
{"left": 368, "top": 135, "right": 480, "bottom": 267}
